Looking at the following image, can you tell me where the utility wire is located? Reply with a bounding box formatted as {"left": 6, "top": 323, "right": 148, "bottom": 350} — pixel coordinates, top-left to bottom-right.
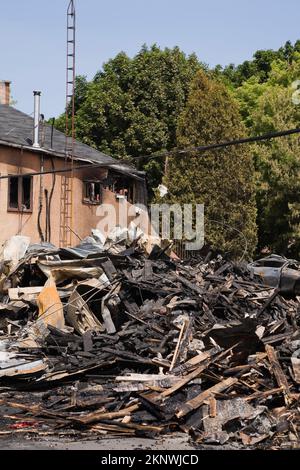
{"left": 132, "top": 127, "right": 300, "bottom": 161}
{"left": 1, "top": 126, "right": 300, "bottom": 180}
{"left": 0, "top": 162, "right": 121, "bottom": 180}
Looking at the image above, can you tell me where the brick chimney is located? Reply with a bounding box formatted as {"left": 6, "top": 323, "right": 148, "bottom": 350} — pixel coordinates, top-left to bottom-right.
{"left": 0, "top": 81, "right": 11, "bottom": 105}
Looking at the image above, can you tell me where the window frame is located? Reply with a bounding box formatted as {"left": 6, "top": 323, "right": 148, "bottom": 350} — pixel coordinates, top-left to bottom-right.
{"left": 7, "top": 175, "right": 33, "bottom": 213}
{"left": 82, "top": 180, "right": 102, "bottom": 206}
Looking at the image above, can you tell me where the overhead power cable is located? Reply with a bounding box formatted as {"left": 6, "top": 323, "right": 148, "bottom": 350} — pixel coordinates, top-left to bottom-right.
{"left": 132, "top": 126, "right": 300, "bottom": 161}
{"left": 0, "top": 162, "right": 111, "bottom": 180}
{"left": 1, "top": 126, "right": 300, "bottom": 180}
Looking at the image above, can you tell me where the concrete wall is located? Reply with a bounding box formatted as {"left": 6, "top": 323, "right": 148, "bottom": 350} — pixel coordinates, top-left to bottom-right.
{"left": 0, "top": 145, "right": 145, "bottom": 248}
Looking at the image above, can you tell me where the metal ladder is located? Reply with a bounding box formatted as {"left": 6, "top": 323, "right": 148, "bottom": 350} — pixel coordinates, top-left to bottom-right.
{"left": 60, "top": 0, "right": 76, "bottom": 247}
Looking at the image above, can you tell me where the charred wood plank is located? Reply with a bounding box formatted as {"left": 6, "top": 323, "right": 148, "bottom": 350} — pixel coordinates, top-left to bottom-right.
{"left": 266, "top": 345, "right": 290, "bottom": 404}
{"left": 175, "top": 377, "right": 238, "bottom": 418}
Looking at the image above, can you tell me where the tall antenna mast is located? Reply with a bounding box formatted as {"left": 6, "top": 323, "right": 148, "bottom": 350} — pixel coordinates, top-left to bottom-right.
{"left": 60, "top": 0, "right": 76, "bottom": 247}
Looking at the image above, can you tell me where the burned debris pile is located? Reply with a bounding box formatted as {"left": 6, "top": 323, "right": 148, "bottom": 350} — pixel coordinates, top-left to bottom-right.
{"left": 0, "top": 235, "right": 299, "bottom": 448}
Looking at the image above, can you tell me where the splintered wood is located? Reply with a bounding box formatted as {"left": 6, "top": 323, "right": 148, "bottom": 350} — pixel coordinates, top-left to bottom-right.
{"left": 176, "top": 378, "right": 238, "bottom": 418}
{"left": 266, "top": 344, "right": 291, "bottom": 405}
{"left": 0, "top": 241, "right": 299, "bottom": 448}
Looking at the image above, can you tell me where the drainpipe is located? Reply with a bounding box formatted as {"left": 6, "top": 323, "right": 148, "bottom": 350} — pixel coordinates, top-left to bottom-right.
{"left": 33, "top": 91, "right": 44, "bottom": 241}
{"left": 33, "top": 91, "right": 41, "bottom": 148}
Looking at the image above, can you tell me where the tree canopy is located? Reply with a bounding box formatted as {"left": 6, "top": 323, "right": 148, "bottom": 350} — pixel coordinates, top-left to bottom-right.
{"left": 233, "top": 55, "right": 300, "bottom": 255}
{"left": 55, "top": 39, "right": 300, "bottom": 258}
{"left": 215, "top": 40, "right": 300, "bottom": 87}
{"left": 163, "top": 70, "right": 257, "bottom": 259}
{"left": 55, "top": 45, "right": 202, "bottom": 191}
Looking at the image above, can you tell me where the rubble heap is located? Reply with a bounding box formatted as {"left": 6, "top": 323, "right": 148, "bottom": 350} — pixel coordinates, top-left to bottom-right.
{"left": 0, "top": 235, "right": 299, "bottom": 448}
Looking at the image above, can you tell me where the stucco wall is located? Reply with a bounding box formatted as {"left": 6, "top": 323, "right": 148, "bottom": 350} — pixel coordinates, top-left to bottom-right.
{"left": 0, "top": 146, "right": 144, "bottom": 248}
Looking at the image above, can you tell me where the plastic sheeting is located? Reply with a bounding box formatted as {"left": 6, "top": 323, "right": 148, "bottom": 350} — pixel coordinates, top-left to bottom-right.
{"left": 37, "top": 259, "right": 104, "bottom": 284}
{"left": 2, "top": 236, "right": 30, "bottom": 266}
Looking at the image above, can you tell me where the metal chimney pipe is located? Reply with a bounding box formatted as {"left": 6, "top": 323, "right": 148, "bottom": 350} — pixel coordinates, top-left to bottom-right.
{"left": 33, "top": 91, "right": 41, "bottom": 148}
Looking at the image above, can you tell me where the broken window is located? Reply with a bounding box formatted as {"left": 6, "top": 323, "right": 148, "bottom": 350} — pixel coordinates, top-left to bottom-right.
{"left": 102, "top": 174, "right": 135, "bottom": 203}
{"left": 114, "top": 178, "right": 134, "bottom": 203}
{"left": 8, "top": 176, "right": 18, "bottom": 209}
{"left": 83, "top": 181, "right": 102, "bottom": 205}
{"left": 8, "top": 176, "right": 33, "bottom": 212}
{"left": 22, "top": 176, "right": 32, "bottom": 210}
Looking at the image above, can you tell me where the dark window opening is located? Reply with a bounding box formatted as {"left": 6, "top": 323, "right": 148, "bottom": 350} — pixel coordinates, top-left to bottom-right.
{"left": 83, "top": 181, "right": 102, "bottom": 205}
{"left": 114, "top": 177, "right": 134, "bottom": 203}
{"left": 9, "top": 177, "right": 19, "bottom": 209}
{"left": 22, "top": 176, "right": 32, "bottom": 210}
{"left": 8, "top": 176, "right": 33, "bottom": 212}
{"left": 102, "top": 174, "right": 135, "bottom": 204}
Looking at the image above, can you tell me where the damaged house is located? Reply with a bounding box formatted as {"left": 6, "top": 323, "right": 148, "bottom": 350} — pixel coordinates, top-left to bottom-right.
{"left": 0, "top": 81, "right": 147, "bottom": 247}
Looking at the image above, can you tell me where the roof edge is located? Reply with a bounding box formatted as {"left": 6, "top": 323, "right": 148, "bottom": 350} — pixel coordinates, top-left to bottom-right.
{"left": 0, "top": 138, "right": 145, "bottom": 181}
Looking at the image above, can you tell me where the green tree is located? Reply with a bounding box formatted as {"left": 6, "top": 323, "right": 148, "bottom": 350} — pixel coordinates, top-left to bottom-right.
{"left": 216, "top": 41, "right": 300, "bottom": 88}
{"left": 56, "top": 45, "right": 202, "bottom": 192}
{"left": 164, "top": 70, "right": 257, "bottom": 259}
{"left": 54, "top": 75, "right": 89, "bottom": 130}
{"left": 234, "top": 76, "right": 268, "bottom": 129}
{"left": 227, "top": 52, "right": 300, "bottom": 255}
{"left": 249, "top": 73, "right": 300, "bottom": 255}
{"left": 228, "top": 51, "right": 300, "bottom": 135}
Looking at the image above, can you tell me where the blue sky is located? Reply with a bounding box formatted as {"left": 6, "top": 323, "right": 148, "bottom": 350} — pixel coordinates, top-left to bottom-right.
{"left": 1, "top": 0, "right": 299, "bottom": 118}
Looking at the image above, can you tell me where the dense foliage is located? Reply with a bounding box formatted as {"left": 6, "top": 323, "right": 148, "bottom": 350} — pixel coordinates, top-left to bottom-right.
{"left": 214, "top": 41, "right": 300, "bottom": 255}
{"left": 55, "top": 45, "right": 202, "bottom": 190}
{"left": 55, "top": 40, "right": 300, "bottom": 257}
{"left": 163, "top": 70, "right": 257, "bottom": 259}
